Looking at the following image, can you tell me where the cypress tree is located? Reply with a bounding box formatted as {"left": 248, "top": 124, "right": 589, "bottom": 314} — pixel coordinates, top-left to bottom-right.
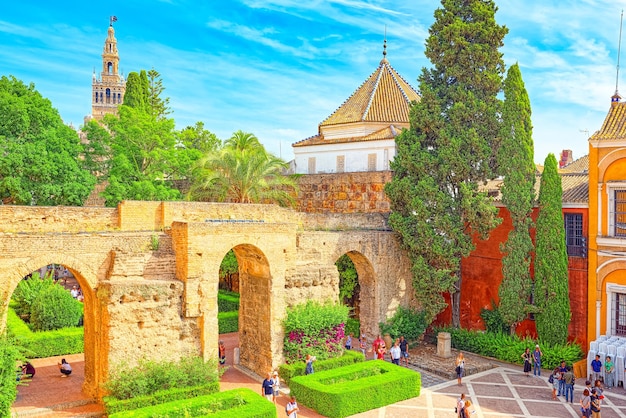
{"left": 534, "top": 154, "right": 570, "bottom": 345}
{"left": 497, "top": 63, "right": 536, "bottom": 333}
{"left": 386, "top": 0, "right": 507, "bottom": 325}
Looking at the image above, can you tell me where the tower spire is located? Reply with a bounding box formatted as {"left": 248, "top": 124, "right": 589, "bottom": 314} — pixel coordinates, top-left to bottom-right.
{"left": 383, "top": 25, "right": 387, "bottom": 59}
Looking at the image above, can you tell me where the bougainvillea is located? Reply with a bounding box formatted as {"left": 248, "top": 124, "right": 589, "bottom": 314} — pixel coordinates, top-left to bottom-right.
{"left": 283, "top": 300, "right": 349, "bottom": 363}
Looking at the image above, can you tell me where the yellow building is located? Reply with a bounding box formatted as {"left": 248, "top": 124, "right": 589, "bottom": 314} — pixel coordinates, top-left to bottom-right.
{"left": 587, "top": 93, "right": 626, "bottom": 343}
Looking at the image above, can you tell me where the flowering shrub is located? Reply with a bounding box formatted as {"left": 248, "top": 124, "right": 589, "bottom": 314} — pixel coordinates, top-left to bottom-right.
{"left": 283, "top": 300, "right": 349, "bottom": 364}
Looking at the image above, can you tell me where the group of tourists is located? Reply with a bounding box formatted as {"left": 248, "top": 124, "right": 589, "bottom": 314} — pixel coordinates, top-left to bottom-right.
{"left": 262, "top": 369, "right": 299, "bottom": 417}
{"left": 351, "top": 334, "right": 410, "bottom": 366}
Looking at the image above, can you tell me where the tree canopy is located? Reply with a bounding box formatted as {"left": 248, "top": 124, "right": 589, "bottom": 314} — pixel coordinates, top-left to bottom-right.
{"left": 0, "top": 75, "right": 95, "bottom": 205}
{"left": 386, "top": 0, "right": 507, "bottom": 325}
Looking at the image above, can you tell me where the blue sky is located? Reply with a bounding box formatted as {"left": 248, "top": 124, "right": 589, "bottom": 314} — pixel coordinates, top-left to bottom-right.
{"left": 1, "top": 0, "right": 625, "bottom": 164}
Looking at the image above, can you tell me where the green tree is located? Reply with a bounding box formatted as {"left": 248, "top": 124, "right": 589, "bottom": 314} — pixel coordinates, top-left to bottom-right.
{"left": 219, "top": 250, "right": 239, "bottom": 291}
{"left": 122, "top": 72, "right": 147, "bottom": 111}
{"left": 147, "top": 68, "right": 171, "bottom": 120}
{"left": 497, "top": 63, "right": 536, "bottom": 333}
{"left": 0, "top": 337, "right": 19, "bottom": 417}
{"left": 188, "top": 131, "right": 298, "bottom": 206}
{"left": 0, "top": 76, "right": 95, "bottom": 205}
{"left": 534, "top": 154, "right": 570, "bottom": 345}
{"left": 171, "top": 122, "right": 221, "bottom": 182}
{"left": 336, "top": 254, "right": 359, "bottom": 306}
{"left": 80, "top": 119, "right": 111, "bottom": 179}
{"left": 385, "top": 0, "right": 507, "bottom": 325}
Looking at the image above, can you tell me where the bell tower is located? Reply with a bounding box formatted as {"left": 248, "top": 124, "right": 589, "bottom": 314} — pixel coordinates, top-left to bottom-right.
{"left": 89, "top": 17, "right": 126, "bottom": 121}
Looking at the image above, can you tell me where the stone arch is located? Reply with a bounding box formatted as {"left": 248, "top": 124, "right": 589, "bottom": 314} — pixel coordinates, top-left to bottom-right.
{"left": 229, "top": 243, "right": 273, "bottom": 375}
{"left": 332, "top": 249, "right": 378, "bottom": 339}
{"left": 3, "top": 253, "right": 105, "bottom": 397}
{"left": 598, "top": 148, "right": 626, "bottom": 181}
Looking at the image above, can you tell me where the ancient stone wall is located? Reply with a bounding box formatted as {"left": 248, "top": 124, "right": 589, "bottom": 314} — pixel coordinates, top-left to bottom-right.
{"left": 296, "top": 171, "right": 392, "bottom": 213}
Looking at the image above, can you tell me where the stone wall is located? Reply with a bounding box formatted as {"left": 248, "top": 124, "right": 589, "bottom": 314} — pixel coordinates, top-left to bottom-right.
{"left": 296, "top": 171, "right": 392, "bottom": 213}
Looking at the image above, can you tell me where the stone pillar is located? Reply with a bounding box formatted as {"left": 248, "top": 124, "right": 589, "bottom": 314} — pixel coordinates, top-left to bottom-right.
{"left": 437, "top": 332, "right": 452, "bottom": 358}
{"left": 234, "top": 347, "right": 240, "bottom": 365}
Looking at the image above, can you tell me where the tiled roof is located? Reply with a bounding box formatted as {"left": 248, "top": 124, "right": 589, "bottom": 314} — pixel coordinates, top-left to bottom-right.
{"left": 559, "top": 155, "right": 589, "bottom": 173}
{"left": 590, "top": 101, "right": 626, "bottom": 140}
{"left": 293, "top": 125, "right": 401, "bottom": 148}
{"left": 319, "top": 58, "right": 420, "bottom": 127}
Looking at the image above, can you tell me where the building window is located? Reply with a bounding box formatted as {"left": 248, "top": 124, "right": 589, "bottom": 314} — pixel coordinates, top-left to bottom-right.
{"left": 615, "top": 190, "right": 626, "bottom": 237}
{"left": 368, "top": 154, "right": 377, "bottom": 171}
{"left": 612, "top": 293, "right": 626, "bottom": 336}
{"left": 106, "top": 89, "right": 111, "bottom": 104}
{"left": 336, "top": 155, "right": 345, "bottom": 173}
{"left": 564, "top": 213, "right": 585, "bottom": 257}
{"left": 308, "top": 157, "right": 316, "bottom": 174}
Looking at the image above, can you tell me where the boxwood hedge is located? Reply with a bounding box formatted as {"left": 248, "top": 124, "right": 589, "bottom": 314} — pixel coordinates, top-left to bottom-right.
{"left": 279, "top": 349, "right": 364, "bottom": 386}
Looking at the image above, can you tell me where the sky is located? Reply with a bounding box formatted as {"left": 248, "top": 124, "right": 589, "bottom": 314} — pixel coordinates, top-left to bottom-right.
{"left": 1, "top": 0, "right": 626, "bottom": 164}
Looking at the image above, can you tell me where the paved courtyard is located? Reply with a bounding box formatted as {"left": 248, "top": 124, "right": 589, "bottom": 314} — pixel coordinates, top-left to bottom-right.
{"left": 12, "top": 335, "right": 626, "bottom": 417}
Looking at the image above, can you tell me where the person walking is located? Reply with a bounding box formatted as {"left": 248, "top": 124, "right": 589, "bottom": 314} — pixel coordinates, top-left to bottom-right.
{"left": 605, "top": 355, "right": 615, "bottom": 389}
{"left": 305, "top": 354, "right": 316, "bottom": 375}
{"left": 564, "top": 366, "right": 576, "bottom": 403}
{"left": 456, "top": 352, "right": 465, "bottom": 386}
{"left": 591, "top": 380, "right": 603, "bottom": 418}
{"left": 533, "top": 344, "right": 543, "bottom": 376}
{"left": 271, "top": 371, "right": 281, "bottom": 404}
{"left": 457, "top": 393, "right": 467, "bottom": 418}
{"left": 286, "top": 395, "right": 300, "bottom": 418}
{"left": 550, "top": 367, "right": 561, "bottom": 400}
{"left": 262, "top": 372, "right": 274, "bottom": 401}
{"left": 390, "top": 340, "right": 401, "bottom": 365}
{"left": 345, "top": 333, "right": 353, "bottom": 350}
{"left": 218, "top": 340, "right": 226, "bottom": 366}
{"left": 399, "top": 335, "right": 409, "bottom": 366}
{"left": 558, "top": 360, "right": 568, "bottom": 397}
{"left": 521, "top": 347, "right": 532, "bottom": 377}
{"left": 580, "top": 388, "right": 592, "bottom": 418}
{"left": 359, "top": 335, "right": 367, "bottom": 357}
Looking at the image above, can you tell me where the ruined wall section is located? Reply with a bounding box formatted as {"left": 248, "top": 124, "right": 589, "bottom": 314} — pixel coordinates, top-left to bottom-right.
{"left": 0, "top": 205, "right": 117, "bottom": 232}
{"left": 296, "top": 171, "right": 392, "bottom": 214}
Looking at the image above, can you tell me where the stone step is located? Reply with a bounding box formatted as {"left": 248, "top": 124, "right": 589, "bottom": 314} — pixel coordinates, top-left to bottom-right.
{"left": 12, "top": 398, "right": 104, "bottom": 418}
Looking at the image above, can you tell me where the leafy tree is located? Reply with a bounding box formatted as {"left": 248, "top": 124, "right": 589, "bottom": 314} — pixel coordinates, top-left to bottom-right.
{"left": 147, "top": 68, "right": 171, "bottom": 120}
{"left": 497, "top": 63, "right": 536, "bottom": 333}
{"left": 80, "top": 119, "right": 111, "bottom": 179}
{"left": 385, "top": 0, "right": 507, "bottom": 325}
{"left": 122, "top": 71, "right": 148, "bottom": 111}
{"left": 336, "top": 254, "right": 359, "bottom": 308}
{"left": 30, "top": 284, "right": 83, "bottom": 331}
{"left": 188, "top": 131, "right": 298, "bottom": 206}
{"left": 178, "top": 122, "right": 221, "bottom": 154}
{"left": 0, "top": 76, "right": 95, "bottom": 205}
{"left": 534, "top": 154, "right": 570, "bottom": 345}
{"left": 219, "top": 250, "right": 239, "bottom": 292}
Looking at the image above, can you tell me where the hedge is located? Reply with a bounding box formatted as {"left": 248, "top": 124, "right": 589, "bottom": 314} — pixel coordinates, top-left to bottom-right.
{"left": 218, "top": 291, "right": 240, "bottom": 312}
{"left": 108, "top": 388, "right": 275, "bottom": 418}
{"left": 104, "top": 382, "right": 220, "bottom": 415}
{"left": 218, "top": 311, "right": 239, "bottom": 334}
{"left": 290, "top": 360, "right": 420, "bottom": 418}
{"left": 279, "top": 349, "right": 364, "bottom": 386}
{"left": 6, "top": 308, "right": 83, "bottom": 358}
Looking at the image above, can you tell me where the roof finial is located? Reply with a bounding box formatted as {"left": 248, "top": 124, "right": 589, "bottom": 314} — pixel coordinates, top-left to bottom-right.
{"left": 383, "top": 25, "right": 387, "bottom": 59}
{"left": 613, "top": 10, "right": 624, "bottom": 104}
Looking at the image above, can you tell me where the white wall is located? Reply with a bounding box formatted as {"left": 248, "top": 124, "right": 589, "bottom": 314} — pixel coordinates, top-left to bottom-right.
{"left": 293, "top": 139, "right": 396, "bottom": 174}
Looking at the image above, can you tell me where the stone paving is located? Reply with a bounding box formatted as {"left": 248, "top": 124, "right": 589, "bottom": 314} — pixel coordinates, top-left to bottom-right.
{"left": 13, "top": 336, "right": 626, "bottom": 417}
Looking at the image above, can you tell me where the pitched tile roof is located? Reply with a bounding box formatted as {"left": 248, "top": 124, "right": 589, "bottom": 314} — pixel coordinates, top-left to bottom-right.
{"left": 319, "top": 58, "right": 420, "bottom": 127}
{"left": 590, "top": 101, "right": 626, "bottom": 140}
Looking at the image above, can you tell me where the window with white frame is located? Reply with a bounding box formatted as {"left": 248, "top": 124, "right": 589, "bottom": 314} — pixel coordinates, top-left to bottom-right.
{"left": 612, "top": 292, "right": 626, "bottom": 336}
{"left": 608, "top": 184, "right": 626, "bottom": 236}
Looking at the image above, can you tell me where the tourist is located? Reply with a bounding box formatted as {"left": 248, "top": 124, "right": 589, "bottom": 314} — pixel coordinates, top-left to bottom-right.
{"left": 70, "top": 285, "right": 79, "bottom": 299}
{"left": 372, "top": 335, "right": 384, "bottom": 360}
{"left": 591, "top": 380, "right": 603, "bottom": 418}
{"left": 533, "top": 344, "right": 543, "bottom": 376}
{"left": 305, "top": 354, "right": 316, "bottom": 375}
{"left": 359, "top": 335, "right": 367, "bottom": 357}
{"left": 272, "top": 370, "right": 281, "bottom": 403}
{"left": 590, "top": 354, "right": 603, "bottom": 384}
{"left": 261, "top": 372, "right": 274, "bottom": 401}
{"left": 563, "top": 366, "right": 575, "bottom": 403}
{"left": 22, "top": 362, "right": 35, "bottom": 378}
{"left": 456, "top": 352, "right": 465, "bottom": 386}
{"left": 390, "top": 340, "right": 401, "bottom": 365}
{"left": 218, "top": 340, "right": 226, "bottom": 366}
{"left": 345, "top": 333, "right": 353, "bottom": 350}
{"left": 550, "top": 367, "right": 560, "bottom": 400}
{"left": 521, "top": 347, "right": 532, "bottom": 376}
{"left": 605, "top": 355, "right": 615, "bottom": 388}
{"left": 580, "top": 388, "right": 591, "bottom": 418}
{"left": 399, "top": 335, "right": 409, "bottom": 366}
{"left": 286, "top": 395, "right": 300, "bottom": 418}
{"left": 457, "top": 393, "right": 467, "bottom": 418}
{"left": 376, "top": 341, "right": 386, "bottom": 360}
{"left": 58, "top": 358, "right": 72, "bottom": 377}
{"left": 558, "top": 360, "right": 568, "bottom": 397}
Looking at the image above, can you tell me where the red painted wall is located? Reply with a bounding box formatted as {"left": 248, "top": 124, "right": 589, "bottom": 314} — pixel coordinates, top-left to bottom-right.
{"left": 435, "top": 206, "right": 588, "bottom": 348}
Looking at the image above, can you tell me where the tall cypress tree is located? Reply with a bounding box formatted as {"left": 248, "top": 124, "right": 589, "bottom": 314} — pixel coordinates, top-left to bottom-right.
{"left": 386, "top": 0, "right": 507, "bottom": 325}
{"left": 534, "top": 154, "right": 570, "bottom": 345}
{"left": 497, "top": 63, "right": 536, "bottom": 333}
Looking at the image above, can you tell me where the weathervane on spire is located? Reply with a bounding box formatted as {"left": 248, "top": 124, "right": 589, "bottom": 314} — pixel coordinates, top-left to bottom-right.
{"left": 383, "top": 25, "right": 387, "bottom": 59}
{"left": 109, "top": 16, "right": 118, "bottom": 27}
{"left": 613, "top": 10, "right": 624, "bottom": 103}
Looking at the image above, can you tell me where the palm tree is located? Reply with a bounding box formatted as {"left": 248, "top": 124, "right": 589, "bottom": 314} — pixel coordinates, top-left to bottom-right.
{"left": 188, "top": 131, "right": 299, "bottom": 206}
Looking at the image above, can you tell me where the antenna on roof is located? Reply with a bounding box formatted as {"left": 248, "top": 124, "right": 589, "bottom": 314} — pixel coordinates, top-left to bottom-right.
{"left": 614, "top": 10, "right": 624, "bottom": 102}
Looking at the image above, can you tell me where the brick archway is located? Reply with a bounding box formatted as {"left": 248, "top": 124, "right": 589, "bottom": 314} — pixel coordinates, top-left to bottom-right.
{"left": 341, "top": 251, "right": 377, "bottom": 339}
{"left": 3, "top": 254, "right": 105, "bottom": 397}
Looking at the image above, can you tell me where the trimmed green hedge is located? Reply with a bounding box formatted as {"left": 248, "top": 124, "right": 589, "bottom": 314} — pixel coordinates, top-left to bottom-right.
{"left": 108, "top": 388, "right": 275, "bottom": 418}
{"left": 6, "top": 308, "right": 83, "bottom": 358}
{"left": 218, "top": 291, "right": 240, "bottom": 312}
{"left": 104, "top": 382, "right": 219, "bottom": 415}
{"left": 279, "top": 349, "right": 364, "bottom": 386}
{"left": 435, "top": 326, "right": 584, "bottom": 370}
{"left": 290, "top": 360, "right": 420, "bottom": 418}
{"left": 218, "top": 311, "right": 239, "bottom": 334}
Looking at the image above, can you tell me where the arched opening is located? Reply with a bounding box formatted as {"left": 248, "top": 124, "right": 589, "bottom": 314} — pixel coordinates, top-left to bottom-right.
{"left": 225, "top": 244, "right": 272, "bottom": 375}
{"left": 105, "top": 89, "right": 111, "bottom": 104}
{"left": 335, "top": 251, "right": 377, "bottom": 340}
{"left": 94, "top": 92, "right": 98, "bottom": 103}
{"left": 107, "top": 62, "right": 113, "bottom": 74}
{"left": 3, "top": 256, "right": 104, "bottom": 400}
